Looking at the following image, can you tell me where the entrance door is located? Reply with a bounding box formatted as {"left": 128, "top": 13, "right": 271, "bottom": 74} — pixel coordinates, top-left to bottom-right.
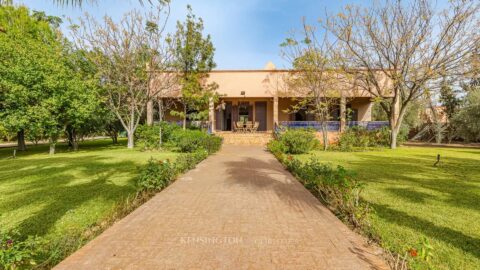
{"left": 215, "top": 101, "right": 232, "bottom": 131}
{"left": 255, "top": 101, "right": 267, "bottom": 131}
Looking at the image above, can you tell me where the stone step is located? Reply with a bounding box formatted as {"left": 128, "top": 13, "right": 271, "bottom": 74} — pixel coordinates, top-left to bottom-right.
{"left": 216, "top": 132, "right": 273, "bottom": 146}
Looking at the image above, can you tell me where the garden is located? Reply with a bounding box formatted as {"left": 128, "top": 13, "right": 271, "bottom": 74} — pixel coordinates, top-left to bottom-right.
{"left": 0, "top": 123, "right": 222, "bottom": 268}
{"left": 268, "top": 128, "right": 480, "bottom": 270}
{"left": 0, "top": 2, "right": 223, "bottom": 268}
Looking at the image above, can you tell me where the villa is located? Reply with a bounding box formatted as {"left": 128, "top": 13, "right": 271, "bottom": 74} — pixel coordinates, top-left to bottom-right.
{"left": 148, "top": 62, "right": 393, "bottom": 143}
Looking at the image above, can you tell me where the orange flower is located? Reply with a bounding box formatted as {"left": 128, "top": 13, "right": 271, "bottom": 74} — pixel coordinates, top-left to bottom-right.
{"left": 409, "top": 248, "right": 418, "bottom": 257}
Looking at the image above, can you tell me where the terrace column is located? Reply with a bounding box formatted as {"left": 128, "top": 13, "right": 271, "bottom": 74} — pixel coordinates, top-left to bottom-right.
{"left": 340, "top": 96, "right": 346, "bottom": 132}
{"left": 146, "top": 100, "right": 154, "bottom": 126}
{"left": 209, "top": 97, "right": 215, "bottom": 133}
{"left": 273, "top": 96, "right": 279, "bottom": 128}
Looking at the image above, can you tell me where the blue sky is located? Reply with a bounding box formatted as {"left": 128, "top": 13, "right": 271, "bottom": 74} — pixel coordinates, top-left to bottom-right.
{"left": 17, "top": 0, "right": 447, "bottom": 69}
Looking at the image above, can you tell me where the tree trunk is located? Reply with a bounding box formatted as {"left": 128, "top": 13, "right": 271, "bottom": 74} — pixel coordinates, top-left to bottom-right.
{"left": 66, "top": 127, "right": 74, "bottom": 148}
{"left": 111, "top": 131, "right": 118, "bottom": 144}
{"left": 127, "top": 131, "right": 134, "bottom": 149}
{"left": 434, "top": 124, "right": 443, "bottom": 144}
{"left": 390, "top": 130, "right": 398, "bottom": 149}
{"left": 183, "top": 105, "right": 187, "bottom": 130}
{"left": 17, "top": 129, "right": 27, "bottom": 151}
{"left": 49, "top": 142, "right": 56, "bottom": 155}
{"left": 158, "top": 99, "right": 164, "bottom": 147}
{"left": 321, "top": 122, "right": 329, "bottom": 151}
{"left": 72, "top": 140, "right": 79, "bottom": 151}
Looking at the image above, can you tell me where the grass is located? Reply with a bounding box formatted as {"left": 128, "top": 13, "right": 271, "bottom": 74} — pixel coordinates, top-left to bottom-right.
{"left": 0, "top": 139, "right": 178, "bottom": 264}
{"left": 295, "top": 146, "right": 480, "bottom": 270}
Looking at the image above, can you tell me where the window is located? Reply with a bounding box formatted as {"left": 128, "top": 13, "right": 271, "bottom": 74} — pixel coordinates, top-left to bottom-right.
{"left": 238, "top": 102, "right": 250, "bottom": 123}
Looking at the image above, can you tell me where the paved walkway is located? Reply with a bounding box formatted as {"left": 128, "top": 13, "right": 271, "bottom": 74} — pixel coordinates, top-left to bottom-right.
{"left": 55, "top": 145, "right": 387, "bottom": 270}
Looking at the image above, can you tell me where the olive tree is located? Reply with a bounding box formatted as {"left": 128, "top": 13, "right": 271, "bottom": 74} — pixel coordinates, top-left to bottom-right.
{"left": 280, "top": 19, "right": 345, "bottom": 150}
{"left": 325, "top": 0, "right": 480, "bottom": 148}
{"left": 70, "top": 3, "right": 173, "bottom": 148}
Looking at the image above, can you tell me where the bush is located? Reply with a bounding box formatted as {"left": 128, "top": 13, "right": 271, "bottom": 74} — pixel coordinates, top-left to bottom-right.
{"left": 452, "top": 89, "right": 480, "bottom": 142}
{"left": 136, "top": 158, "right": 176, "bottom": 191}
{"left": 284, "top": 157, "right": 368, "bottom": 228}
{"left": 275, "top": 129, "right": 319, "bottom": 154}
{"left": 267, "top": 140, "right": 288, "bottom": 160}
{"left": 171, "top": 129, "right": 222, "bottom": 153}
{"left": 136, "top": 125, "right": 160, "bottom": 150}
{"left": 136, "top": 122, "right": 182, "bottom": 150}
{"left": 0, "top": 231, "right": 43, "bottom": 269}
{"left": 339, "top": 126, "right": 395, "bottom": 151}
{"left": 175, "top": 150, "right": 208, "bottom": 173}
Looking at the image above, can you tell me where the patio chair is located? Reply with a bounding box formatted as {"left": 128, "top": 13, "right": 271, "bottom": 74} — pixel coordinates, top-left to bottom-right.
{"left": 250, "top": 121, "right": 259, "bottom": 132}
{"left": 234, "top": 121, "right": 245, "bottom": 132}
{"left": 245, "top": 121, "right": 253, "bottom": 132}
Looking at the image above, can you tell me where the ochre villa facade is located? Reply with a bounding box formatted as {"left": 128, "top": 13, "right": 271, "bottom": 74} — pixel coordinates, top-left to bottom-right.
{"left": 147, "top": 63, "right": 394, "bottom": 136}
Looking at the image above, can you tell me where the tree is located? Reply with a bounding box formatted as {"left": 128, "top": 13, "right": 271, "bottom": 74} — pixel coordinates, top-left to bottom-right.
{"left": 325, "top": 0, "right": 480, "bottom": 148}
{"left": 0, "top": 5, "right": 102, "bottom": 154}
{"left": 0, "top": 5, "right": 64, "bottom": 151}
{"left": 70, "top": 3, "right": 172, "bottom": 148}
{"left": 280, "top": 19, "right": 344, "bottom": 150}
{"left": 169, "top": 5, "right": 218, "bottom": 130}
{"left": 452, "top": 89, "right": 480, "bottom": 142}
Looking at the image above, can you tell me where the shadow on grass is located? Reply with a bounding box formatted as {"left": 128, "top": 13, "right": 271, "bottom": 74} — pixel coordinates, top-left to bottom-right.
{"left": 0, "top": 148, "right": 139, "bottom": 238}
{"left": 371, "top": 203, "right": 480, "bottom": 259}
{"left": 0, "top": 139, "right": 124, "bottom": 159}
{"left": 344, "top": 153, "right": 480, "bottom": 212}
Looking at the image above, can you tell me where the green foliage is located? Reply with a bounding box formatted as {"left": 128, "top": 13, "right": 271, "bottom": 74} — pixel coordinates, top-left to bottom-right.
{"left": 169, "top": 5, "right": 218, "bottom": 124}
{"left": 297, "top": 148, "right": 480, "bottom": 269}
{"left": 440, "top": 82, "right": 461, "bottom": 120}
{"left": 136, "top": 158, "right": 176, "bottom": 191}
{"left": 175, "top": 150, "right": 208, "bottom": 172}
{"left": 452, "top": 89, "right": 480, "bottom": 142}
{"left": 136, "top": 125, "right": 161, "bottom": 150}
{"left": 171, "top": 129, "right": 222, "bottom": 153}
{"left": 274, "top": 129, "right": 319, "bottom": 154}
{"left": 136, "top": 150, "right": 209, "bottom": 192}
{"left": 266, "top": 139, "right": 288, "bottom": 160}
{"left": 283, "top": 157, "right": 368, "bottom": 228}
{"left": 136, "top": 122, "right": 182, "bottom": 149}
{"left": 0, "top": 5, "right": 102, "bottom": 150}
{"left": 0, "top": 230, "right": 43, "bottom": 270}
{"left": 338, "top": 126, "right": 398, "bottom": 151}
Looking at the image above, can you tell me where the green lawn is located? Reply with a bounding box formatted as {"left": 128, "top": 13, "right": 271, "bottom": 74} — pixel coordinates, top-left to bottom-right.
{"left": 0, "top": 139, "right": 177, "bottom": 254}
{"left": 296, "top": 146, "right": 480, "bottom": 269}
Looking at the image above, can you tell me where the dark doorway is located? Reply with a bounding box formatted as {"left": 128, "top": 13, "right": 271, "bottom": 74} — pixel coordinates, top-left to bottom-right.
{"left": 216, "top": 101, "right": 232, "bottom": 131}
{"left": 294, "top": 110, "right": 306, "bottom": 121}
{"left": 255, "top": 101, "right": 267, "bottom": 131}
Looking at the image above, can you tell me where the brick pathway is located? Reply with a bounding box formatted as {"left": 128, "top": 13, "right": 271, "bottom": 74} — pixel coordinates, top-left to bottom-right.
{"left": 55, "top": 145, "right": 388, "bottom": 269}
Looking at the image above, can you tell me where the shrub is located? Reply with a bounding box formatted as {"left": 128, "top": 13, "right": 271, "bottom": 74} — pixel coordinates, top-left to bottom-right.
{"left": 0, "top": 231, "right": 43, "bottom": 269}
{"left": 171, "top": 129, "right": 222, "bottom": 153}
{"left": 175, "top": 150, "right": 208, "bottom": 173}
{"left": 136, "top": 122, "right": 182, "bottom": 150}
{"left": 276, "top": 129, "right": 319, "bottom": 154}
{"left": 136, "top": 125, "right": 160, "bottom": 150}
{"left": 267, "top": 140, "right": 288, "bottom": 160}
{"left": 284, "top": 157, "right": 369, "bottom": 228}
{"left": 339, "top": 126, "right": 396, "bottom": 151}
{"left": 136, "top": 158, "right": 176, "bottom": 191}
{"left": 201, "top": 135, "right": 223, "bottom": 154}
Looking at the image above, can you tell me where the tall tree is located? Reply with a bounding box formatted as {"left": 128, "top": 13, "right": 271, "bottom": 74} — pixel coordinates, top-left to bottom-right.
{"left": 169, "top": 5, "right": 218, "bottom": 130}
{"left": 452, "top": 89, "right": 480, "bottom": 142}
{"left": 70, "top": 3, "right": 172, "bottom": 148}
{"left": 0, "top": 5, "right": 63, "bottom": 151}
{"left": 280, "top": 19, "right": 344, "bottom": 150}
{"left": 325, "top": 0, "right": 479, "bottom": 148}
